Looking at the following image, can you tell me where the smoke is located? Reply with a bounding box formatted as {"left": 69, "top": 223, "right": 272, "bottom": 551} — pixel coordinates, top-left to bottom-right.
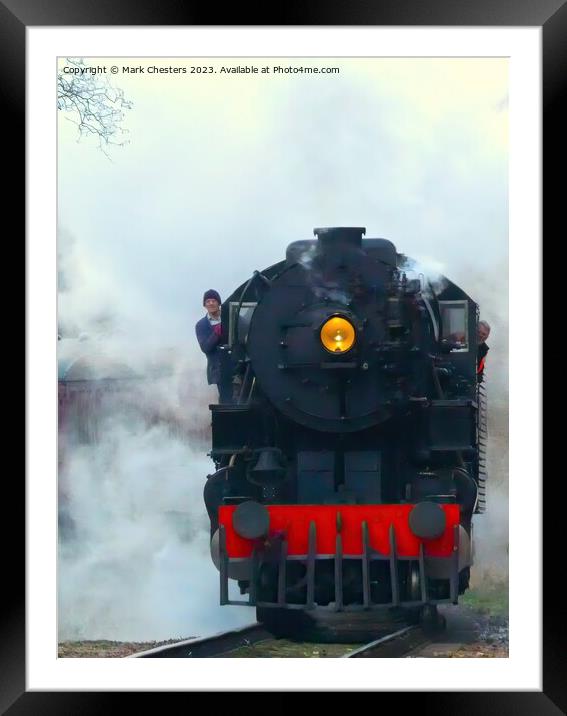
{"left": 58, "top": 241, "right": 254, "bottom": 639}
{"left": 455, "top": 260, "right": 509, "bottom": 591}
{"left": 58, "top": 364, "right": 255, "bottom": 641}
{"left": 58, "top": 415, "right": 253, "bottom": 641}
{"left": 470, "top": 366, "right": 509, "bottom": 590}
{"left": 296, "top": 244, "right": 317, "bottom": 271}
{"left": 400, "top": 255, "right": 450, "bottom": 296}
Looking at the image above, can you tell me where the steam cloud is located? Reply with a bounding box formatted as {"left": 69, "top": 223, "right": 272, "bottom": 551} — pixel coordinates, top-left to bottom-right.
{"left": 59, "top": 413, "right": 253, "bottom": 641}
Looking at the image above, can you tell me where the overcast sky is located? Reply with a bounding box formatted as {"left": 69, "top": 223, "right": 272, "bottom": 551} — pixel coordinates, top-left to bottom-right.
{"left": 58, "top": 56, "right": 508, "bottom": 350}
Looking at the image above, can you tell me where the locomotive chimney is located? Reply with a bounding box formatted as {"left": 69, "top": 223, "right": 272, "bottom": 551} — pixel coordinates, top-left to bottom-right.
{"left": 314, "top": 226, "right": 365, "bottom": 251}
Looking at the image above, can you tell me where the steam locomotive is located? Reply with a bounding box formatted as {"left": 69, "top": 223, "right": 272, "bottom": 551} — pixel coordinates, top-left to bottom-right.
{"left": 204, "top": 227, "right": 487, "bottom": 631}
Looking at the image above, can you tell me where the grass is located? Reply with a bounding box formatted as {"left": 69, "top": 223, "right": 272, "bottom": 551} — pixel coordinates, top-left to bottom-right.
{"left": 461, "top": 579, "right": 509, "bottom": 618}
{"left": 58, "top": 638, "right": 194, "bottom": 658}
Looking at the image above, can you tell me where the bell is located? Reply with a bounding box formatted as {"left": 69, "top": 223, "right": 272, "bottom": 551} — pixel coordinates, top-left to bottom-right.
{"left": 249, "top": 448, "right": 286, "bottom": 486}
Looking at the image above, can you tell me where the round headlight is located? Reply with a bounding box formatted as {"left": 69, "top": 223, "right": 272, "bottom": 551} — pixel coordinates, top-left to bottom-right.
{"left": 320, "top": 316, "right": 356, "bottom": 354}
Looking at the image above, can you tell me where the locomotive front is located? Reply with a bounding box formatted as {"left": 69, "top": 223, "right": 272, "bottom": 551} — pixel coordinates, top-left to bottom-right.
{"left": 204, "top": 227, "right": 483, "bottom": 627}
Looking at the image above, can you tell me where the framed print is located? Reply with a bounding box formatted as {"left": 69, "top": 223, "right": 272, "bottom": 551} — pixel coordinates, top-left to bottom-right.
{"left": 10, "top": 0, "right": 560, "bottom": 710}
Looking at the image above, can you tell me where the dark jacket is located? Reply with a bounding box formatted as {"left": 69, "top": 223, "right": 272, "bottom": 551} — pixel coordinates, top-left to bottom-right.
{"left": 477, "top": 342, "right": 489, "bottom": 383}
{"left": 195, "top": 315, "right": 222, "bottom": 385}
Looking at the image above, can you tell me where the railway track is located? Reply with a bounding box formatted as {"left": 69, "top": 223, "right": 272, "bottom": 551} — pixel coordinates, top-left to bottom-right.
{"left": 130, "top": 619, "right": 434, "bottom": 659}
{"left": 130, "top": 623, "right": 270, "bottom": 658}
{"left": 343, "top": 625, "right": 430, "bottom": 658}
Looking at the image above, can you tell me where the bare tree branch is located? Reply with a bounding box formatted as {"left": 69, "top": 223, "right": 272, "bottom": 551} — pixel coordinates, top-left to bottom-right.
{"left": 58, "top": 58, "right": 133, "bottom": 158}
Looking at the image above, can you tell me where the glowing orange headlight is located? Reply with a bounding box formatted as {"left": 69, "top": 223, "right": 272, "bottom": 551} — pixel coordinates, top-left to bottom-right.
{"left": 320, "top": 316, "right": 356, "bottom": 354}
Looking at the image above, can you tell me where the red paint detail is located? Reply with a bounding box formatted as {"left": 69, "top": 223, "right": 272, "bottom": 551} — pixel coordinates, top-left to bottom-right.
{"left": 218, "top": 504, "right": 459, "bottom": 559}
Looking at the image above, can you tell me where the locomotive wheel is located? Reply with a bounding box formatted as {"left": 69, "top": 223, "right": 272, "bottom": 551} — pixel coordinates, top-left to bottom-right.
{"left": 419, "top": 604, "right": 447, "bottom": 635}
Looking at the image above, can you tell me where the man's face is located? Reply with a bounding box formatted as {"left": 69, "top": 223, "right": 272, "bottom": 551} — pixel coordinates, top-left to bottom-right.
{"left": 478, "top": 324, "right": 490, "bottom": 343}
{"left": 205, "top": 298, "right": 220, "bottom": 315}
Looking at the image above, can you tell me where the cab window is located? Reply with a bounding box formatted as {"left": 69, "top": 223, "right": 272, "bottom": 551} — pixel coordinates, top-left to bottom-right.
{"left": 439, "top": 301, "right": 468, "bottom": 351}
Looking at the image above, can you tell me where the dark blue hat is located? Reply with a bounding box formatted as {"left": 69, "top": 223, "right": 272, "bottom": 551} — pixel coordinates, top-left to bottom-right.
{"left": 203, "top": 289, "right": 221, "bottom": 305}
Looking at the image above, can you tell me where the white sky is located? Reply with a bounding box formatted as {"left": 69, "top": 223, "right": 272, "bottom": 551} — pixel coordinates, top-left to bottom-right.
{"left": 58, "top": 57, "right": 508, "bottom": 346}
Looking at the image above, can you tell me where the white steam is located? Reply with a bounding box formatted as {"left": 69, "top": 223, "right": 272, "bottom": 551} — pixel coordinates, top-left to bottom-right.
{"left": 58, "top": 371, "right": 253, "bottom": 641}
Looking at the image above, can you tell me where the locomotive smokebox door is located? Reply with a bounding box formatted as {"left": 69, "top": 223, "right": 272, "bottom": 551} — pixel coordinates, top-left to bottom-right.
{"left": 245, "top": 228, "right": 402, "bottom": 433}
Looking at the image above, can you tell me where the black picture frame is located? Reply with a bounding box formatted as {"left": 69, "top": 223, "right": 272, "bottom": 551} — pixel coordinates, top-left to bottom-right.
{"left": 10, "top": 0, "right": 560, "bottom": 711}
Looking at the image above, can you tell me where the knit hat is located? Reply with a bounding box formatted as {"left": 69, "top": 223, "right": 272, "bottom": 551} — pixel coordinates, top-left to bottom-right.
{"left": 203, "top": 289, "right": 221, "bottom": 305}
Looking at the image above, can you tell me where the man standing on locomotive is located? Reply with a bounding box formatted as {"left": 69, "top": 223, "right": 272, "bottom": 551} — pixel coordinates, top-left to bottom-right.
{"left": 195, "top": 289, "right": 233, "bottom": 403}
{"left": 477, "top": 320, "right": 491, "bottom": 383}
